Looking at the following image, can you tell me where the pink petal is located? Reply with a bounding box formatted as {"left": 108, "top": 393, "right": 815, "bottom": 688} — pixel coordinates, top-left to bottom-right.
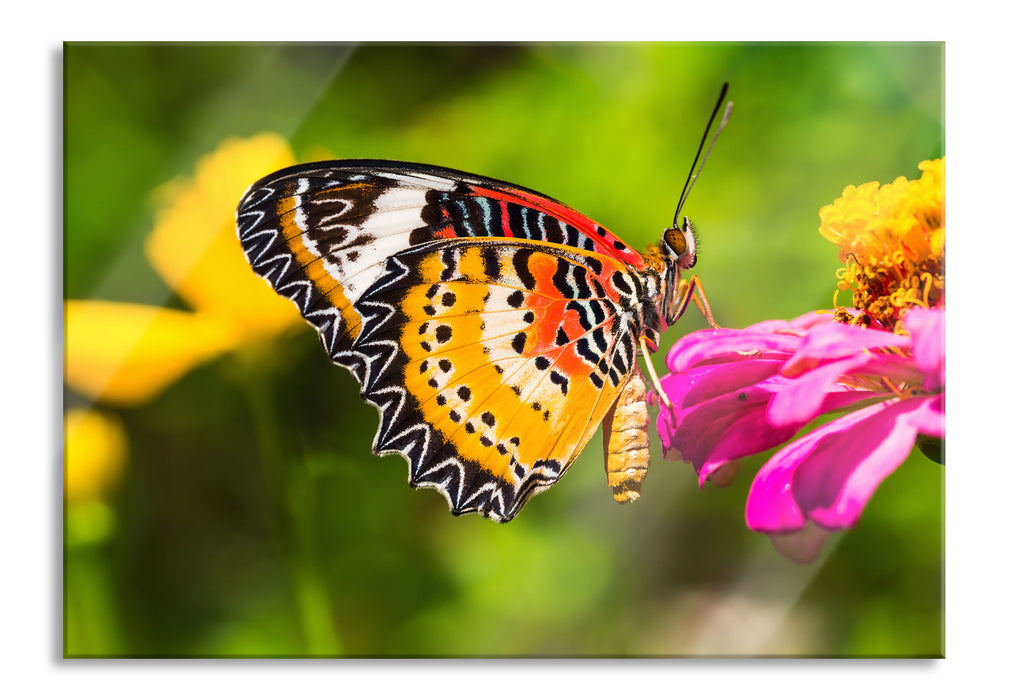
{"left": 796, "top": 397, "right": 941, "bottom": 528}
{"left": 904, "top": 307, "right": 945, "bottom": 391}
{"left": 767, "top": 355, "right": 868, "bottom": 427}
{"left": 660, "top": 358, "right": 784, "bottom": 414}
{"left": 655, "top": 403, "right": 678, "bottom": 460}
{"left": 909, "top": 393, "right": 945, "bottom": 437}
{"left": 752, "top": 309, "right": 838, "bottom": 333}
{"left": 691, "top": 392, "right": 803, "bottom": 485}
{"left": 767, "top": 352, "right": 912, "bottom": 427}
{"left": 665, "top": 327, "right": 801, "bottom": 373}
{"left": 693, "top": 385, "right": 883, "bottom": 477}
{"left": 660, "top": 378, "right": 794, "bottom": 468}
{"left": 656, "top": 358, "right": 785, "bottom": 464}
{"left": 746, "top": 395, "right": 941, "bottom": 533}
{"left": 783, "top": 320, "right": 911, "bottom": 376}
{"left": 767, "top": 522, "right": 835, "bottom": 564}
{"left": 706, "top": 459, "right": 743, "bottom": 487}
{"left": 662, "top": 370, "right": 883, "bottom": 484}
{"left": 744, "top": 440, "right": 808, "bottom": 531}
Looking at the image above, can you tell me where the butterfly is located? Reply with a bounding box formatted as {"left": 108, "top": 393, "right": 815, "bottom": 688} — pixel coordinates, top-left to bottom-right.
{"left": 236, "top": 84, "right": 732, "bottom": 522}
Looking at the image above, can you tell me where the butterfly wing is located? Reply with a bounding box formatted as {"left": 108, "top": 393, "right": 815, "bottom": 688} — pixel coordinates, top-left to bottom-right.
{"left": 236, "top": 161, "right": 648, "bottom": 520}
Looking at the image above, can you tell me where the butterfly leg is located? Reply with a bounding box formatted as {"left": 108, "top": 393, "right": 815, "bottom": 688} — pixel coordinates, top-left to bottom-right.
{"left": 642, "top": 275, "right": 718, "bottom": 409}
{"left": 670, "top": 274, "right": 719, "bottom": 328}
{"left": 639, "top": 337, "right": 671, "bottom": 408}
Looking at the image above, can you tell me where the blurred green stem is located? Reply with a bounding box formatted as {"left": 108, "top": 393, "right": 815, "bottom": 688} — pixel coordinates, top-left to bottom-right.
{"left": 65, "top": 541, "right": 124, "bottom": 656}
{"left": 239, "top": 359, "right": 342, "bottom": 655}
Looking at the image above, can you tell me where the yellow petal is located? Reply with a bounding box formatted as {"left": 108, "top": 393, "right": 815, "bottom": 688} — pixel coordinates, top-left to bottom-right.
{"left": 64, "top": 408, "right": 127, "bottom": 503}
{"left": 145, "top": 133, "right": 302, "bottom": 339}
{"left": 65, "top": 300, "right": 240, "bottom": 405}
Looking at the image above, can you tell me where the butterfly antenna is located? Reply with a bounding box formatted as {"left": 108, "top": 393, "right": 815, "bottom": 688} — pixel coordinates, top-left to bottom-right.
{"left": 673, "top": 82, "right": 733, "bottom": 223}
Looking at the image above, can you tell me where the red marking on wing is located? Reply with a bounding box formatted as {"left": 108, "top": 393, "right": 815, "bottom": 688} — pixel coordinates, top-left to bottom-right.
{"left": 470, "top": 184, "right": 646, "bottom": 268}
{"left": 511, "top": 250, "right": 628, "bottom": 380}
{"left": 428, "top": 223, "right": 458, "bottom": 241}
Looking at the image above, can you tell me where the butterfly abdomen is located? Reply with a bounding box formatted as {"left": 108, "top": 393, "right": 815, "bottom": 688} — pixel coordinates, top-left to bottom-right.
{"left": 601, "top": 364, "right": 651, "bottom": 503}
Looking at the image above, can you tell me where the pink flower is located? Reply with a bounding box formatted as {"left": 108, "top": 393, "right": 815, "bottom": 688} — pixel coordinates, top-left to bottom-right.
{"left": 656, "top": 307, "right": 945, "bottom": 562}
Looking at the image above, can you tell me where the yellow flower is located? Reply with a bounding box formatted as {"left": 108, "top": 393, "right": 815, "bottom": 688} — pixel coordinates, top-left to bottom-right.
{"left": 65, "top": 134, "right": 304, "bottom": 406}
{"left": 65, "top": 408, "right": 128, "bottom": 545}
{"left": 64, "top": 300, "right": 241, "bottom": 405}
{"left": 819, "top": 158, "right": 945, "bottom": 329}
{"left": 64, "top": 408, "right": 127, "bottom": 503}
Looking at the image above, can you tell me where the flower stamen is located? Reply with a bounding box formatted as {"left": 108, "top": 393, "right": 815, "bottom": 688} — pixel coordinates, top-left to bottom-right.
{"left": 820, "top": 159, "right": 945, "bottom": 329}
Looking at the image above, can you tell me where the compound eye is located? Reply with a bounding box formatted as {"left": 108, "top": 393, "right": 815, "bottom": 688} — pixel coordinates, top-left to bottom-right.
{"left": 663, "top": 227, "right": 687, "bottom": 257}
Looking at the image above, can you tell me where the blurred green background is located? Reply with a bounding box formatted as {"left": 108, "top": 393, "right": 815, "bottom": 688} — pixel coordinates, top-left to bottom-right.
{"left": 64, "top": 42, "right": 943, "bottom": 657}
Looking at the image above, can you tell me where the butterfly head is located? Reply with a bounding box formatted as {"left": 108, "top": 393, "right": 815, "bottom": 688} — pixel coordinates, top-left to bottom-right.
{"left": 646, "top": 217, "right": 699, "bottom": 332}
{"left": 661, "top": 216, "right": 697, "bottom": 271}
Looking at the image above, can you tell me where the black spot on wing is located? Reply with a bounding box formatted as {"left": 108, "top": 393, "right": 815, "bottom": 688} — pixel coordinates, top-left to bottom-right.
{"left": 481, "top": 246, "right": 501, "bottom": 280}
{"left": 542, "top": 214, "right": 566, "bottom": 245}
{"left": 512, "top": 332, "right": 527, "bottom": 354}
{"left": 611, "top": 270, "right": 633, "bottom": 296}
{"left": 506, "top": 202, "right": 528, "bottom": 238}
{"left": 583, "top": 256, "right": 603, "bottom": 276}
{"left": 439, "top": 246, "right": 458, "bottom": 281}
{"left": 512, "top": 248, "right": 536, "bottom": 290}
{"left": 549, "top": 370, "right": 569, "bottom": 395}
{"left": 575, "top": 337, "right": 600, "bottom": 364}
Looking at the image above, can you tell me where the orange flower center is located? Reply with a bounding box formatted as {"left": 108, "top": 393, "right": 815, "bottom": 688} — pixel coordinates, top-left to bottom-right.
{"left": 819, "top": 159, "right": 945, "bottom": 330}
